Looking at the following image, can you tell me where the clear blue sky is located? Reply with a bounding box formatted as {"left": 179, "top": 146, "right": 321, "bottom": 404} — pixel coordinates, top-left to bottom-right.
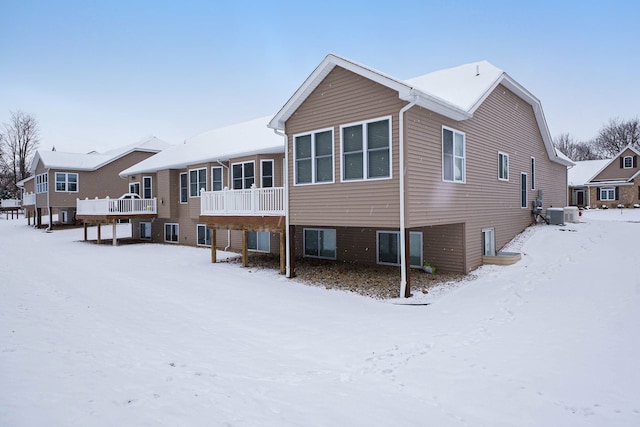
{"left": 1, "top": 0, "right": 638, "bottom": 153}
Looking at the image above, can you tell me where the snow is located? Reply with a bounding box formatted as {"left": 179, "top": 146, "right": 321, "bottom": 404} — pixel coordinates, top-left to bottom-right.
{"left": 568, "top": 159, "right": 611, "bottom": 186}
{"left": 120, "top": 117, "right": 283, "bottom": 177}
{"left": 1, "top": 209, "right": 639, "bottom": 426}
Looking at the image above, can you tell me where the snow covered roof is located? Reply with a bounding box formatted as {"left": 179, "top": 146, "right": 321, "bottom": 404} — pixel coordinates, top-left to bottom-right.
{"left": 29, "top": 136, "right": 171, "bottom": 174}
{"left": 120, "top": 117, "right": 283, "bottom": 177}
{"left": 268, "top": 53, "right": 573, "bottom": 167}
{"left": 568, "top": 159, "right": 610, "bottom": 186}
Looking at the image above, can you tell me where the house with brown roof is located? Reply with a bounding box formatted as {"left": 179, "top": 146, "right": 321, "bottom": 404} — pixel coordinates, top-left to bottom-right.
{"left": 26, "top": 136, "right": 170, "bottom": 229}
{"left": 268, "top": 54, "right": 572, "bottom": 297}
{"left": 571, "top": 146, "right": 640, "bottom": 208}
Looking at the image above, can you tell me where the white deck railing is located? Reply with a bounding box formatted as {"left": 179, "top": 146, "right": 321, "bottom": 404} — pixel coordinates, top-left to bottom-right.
{"left": 200, "top": 186, "right": 285, "bottom": 216}
{"left": 22, "top": 193, "right": 36, "bottom": 206}
{"left": 1, "top": 199, "right": 21, "bottom": 208}
{"left": 77, "top": 197, "right": 157, "bottom": 215}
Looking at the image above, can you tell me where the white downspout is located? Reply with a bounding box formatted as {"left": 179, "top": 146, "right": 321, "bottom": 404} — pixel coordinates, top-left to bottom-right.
{"left": 274, "top": 128, "right": 290, "bottom": 277}
{"left": 46, "top": 168, "right": 51, "bottom": 230}
{"left": 399, "top": 95, "right": 418, "bottom": 298}
{"left": 216, "top": 160, "right": 232, "bottom": 250}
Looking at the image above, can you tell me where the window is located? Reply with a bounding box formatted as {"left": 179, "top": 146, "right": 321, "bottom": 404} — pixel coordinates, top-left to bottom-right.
{"left": 36, "top": 173, "right": 48, "bottom": 193}
{"left": 164, "top": 223, "right": 179, "bottom": 243}
{"left": 341, "top": 118, "right": 391, "bottom": 181}
{"left": 189, "top": 168, "right": 207, "bottom": 197}
{"left": 520, "top": 173, "right": 527, "bottom": 208}
{"left": 180, "top": 172, "right": 188, "bottom": 203}
{"left": 139, "top": 222, "right": 151, "bottom": 240}
{"left": 55, "top": 172, "right": 78, "bottom": 192}
{"left": 623, "top": 156, "right": 633, "bottom": 168}
{"left": 261, "top": 160, "right": 274, "bottom": 188}
{"left": 377, "top": 231, "right": 422, "bottom": 267}
{"left": 531, "top": 157, "right": 536, "bottom": 190}
{"left": 129, "top": 182, "right": 140, "bottom": 195}
{"left": 442, "top": 127, "right": 465, "bottom": 183}
{"left": 247, "top": 231, "right": 269, "bottom": 252}
{"left": 304, "top": 228, "right": 336, "bottom": 259}
{"left": 600, "top": 187, "right": 616, "bottom": 201}
{"left": 482, "top": 228, "right": 495, "bottom": 256}
{"left": 197, "top": 224, "right": 212, "bottom": 246}
{"left": 295, "top": 129, "right": 334, "bottom": 184}
{"left": 232, "top": 162, "right": 255, "bottom": 189}
{"left": 143, "top": 176, "right": 152, "bottom": 199}
{"left": 211, "top": 167, "right": 223, "bottom": 191}
{"left": 498, "top": 152, "right": 509, "bottom": 181}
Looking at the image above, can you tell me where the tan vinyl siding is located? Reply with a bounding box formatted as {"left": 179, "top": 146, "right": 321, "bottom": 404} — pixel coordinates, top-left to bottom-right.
{"left": 157, "top": 169, "right": 179, "bottom": 218}
{"left": 421, "top": 224, "right": 466, "bottom": 273}
{"left": 592, "top": 148, "right": 639, "bottom": 181}
{"left": 286, "top": 66, "right": 405, "bottom": 228}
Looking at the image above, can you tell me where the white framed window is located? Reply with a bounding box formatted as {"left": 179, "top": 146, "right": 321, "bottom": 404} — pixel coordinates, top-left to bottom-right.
{"left": 498, "top": 152, "right": 509, "bottom": 181}
{"left": 482, "top": 228, "right": 495, "bottom": 256}
{"left": 129, "top": 182, "right": 140, "bottom": 195}
{"left": 303, "top": 228, "right": 337, "bottom": 259}
{"left": 36, "top": 173, "right": 48, "bottom": 193}
{"left": 530, "top": 157, "right": 536, "bottom": 190}
{"left": 55, "top": 172, "right": 78, "bottom": 192}
{"left": 600, "top": 187, "right": 616, "bottom": 201}
{"left": 189, "top": 168, "right": 207, "bottom": 197}
{"left": 261, "top": 160, "right": 274, "bottom": 188}
{"left": 294, "top": 128, "right": 334, "bottom": 185}
{"left": 164, "top": 223, "right": 179, "bottom": 243}
{"left": 179, "top": 172, "right": 188, "bottom": 203}
{"left": 143, "top": 176, "right": 152, "bottom": 199}
{"left": 247, "top": 231, "right": 269, "bottom": 252}
{"left": 442, "top": 126, "right": 465, "bottom": 183}
{"left": 376, "top": 231, "right": 422, "bottom": 268}
{"left": 139, "top": 222, "right": 151, "bottom": 240}
{"left": 623, "top": 156, "right": 633, "bottom": 169}
{"left": 341, "top": 117, "right": 391, "bottom": 182}
{"left": 520, "top": 173, "right": 528, "bottom": 208}
{"left": 232, "top": 161, "right": 255, "bottom": 189}
{"left": 211, "top": 166, "right": 223, "bottom": 191}
{"left": 197, "top": 224, "right": 212, "bottom": 246}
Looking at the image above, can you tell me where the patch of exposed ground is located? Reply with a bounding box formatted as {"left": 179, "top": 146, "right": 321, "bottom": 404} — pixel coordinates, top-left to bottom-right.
{"left": 226, "top": 253, "right": 468, "bottom": 300}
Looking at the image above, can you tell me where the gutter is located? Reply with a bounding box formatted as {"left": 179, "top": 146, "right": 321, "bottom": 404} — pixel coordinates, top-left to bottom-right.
{"left": 273, "top": 128, "right": 290, "bottom": 277}
{"left": 399, "top": 95, "right": 418, "bottom": 298}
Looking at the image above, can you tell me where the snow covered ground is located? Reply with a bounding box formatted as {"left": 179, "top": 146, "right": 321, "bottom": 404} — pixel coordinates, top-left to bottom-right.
{"left": 1, "top": 209, "right": 639, "bottom": 426}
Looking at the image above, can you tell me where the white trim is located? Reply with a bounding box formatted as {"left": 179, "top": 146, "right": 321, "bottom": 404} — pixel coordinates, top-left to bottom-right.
{"left": 54, "top": 171, "right": 79, "bottom": 193}
{"left": 482, "top": 228, "right": 496, "bottom": 256}
{"left": 623, "top": 156, "right": 633, "bottom": 169}
{"left": 408, "top": 231, "right": 423, "bottom": 269}
{"left": 179, "top": 172, "right": 188, "bottom": 204}
{"left": 498, "top": 151, "right": 509, "bottom": 181}
{"left": 189, "top": 167, "right": 207, "bottom": 198}
{"left": 231, "top": 160, "right": 256, "bottom": 190}
{"left": 531, "top": 157, "right": 536, "bottom": 190}
{"left": 247, "top": 230, "right": 270, "bottom": 252}
{"left": 303, "top": 228, "right": 337, "bottom": 260}
{"left": 196, "top": 224, "right": 212, "bottom": 247}
{"left": 164, "top": 223, "right": 179, "bottom": 243}
{"left": 129, "top": 181, "right": 140, "bottom": 195}
{"left": 139, "top": 222, "right": 152, "bottom": 240}
{"left": 293, "top": 127, "right": 335, "bottom": 186}
{"left": 339, "top": 115, "right": 393, "bottom": 183}
{"left": 442, "top": 126, "right": 466, "bottom": 183}
{"left": 211, "top": 166, "right": 224, "bottom": 191}
{"left": 260, "top": 159, "right": 275, "bottom": 188}
{"left": 600, "top": 187, "right": 616, "bottom": 201}
{"left": 376, "top": 230, "right": 422, "bottom": 268}
{"left": 143, "top": 176, "right": 152, "bottom": 199}
{"left": 520, "top": 172, "right": 528, "bottom": 209}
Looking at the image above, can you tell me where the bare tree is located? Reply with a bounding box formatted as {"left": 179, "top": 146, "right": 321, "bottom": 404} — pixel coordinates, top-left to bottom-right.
{"left": 0, "top": 111, "right": 40, "bottom": 196}
{"left": 553, "top": 133, "right": 601, "bottom": 161}
{"left": 592, "top": 117, "right": 640, "bottom": 158}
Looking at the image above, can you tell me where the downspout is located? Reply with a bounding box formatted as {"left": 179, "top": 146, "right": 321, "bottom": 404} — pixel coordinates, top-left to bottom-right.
{"left": 273, "top": 128, "right": 290, "bottom": 277}
{"left": 399, "top": 95, "right": 418, "bottom": 298}
{"left": 216, "top": 160, "right": 232, "bottom": 250}
{"left": 46, "top": 168, "right": 52, "bottom": 231}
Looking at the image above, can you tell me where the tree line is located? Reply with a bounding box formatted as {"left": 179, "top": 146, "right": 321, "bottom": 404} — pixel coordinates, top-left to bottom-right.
{"left": 0, "top": 111, "right": 40, "bottom": 199}
{"left": 553, "top": 117, "right": 640, "bottom": 161}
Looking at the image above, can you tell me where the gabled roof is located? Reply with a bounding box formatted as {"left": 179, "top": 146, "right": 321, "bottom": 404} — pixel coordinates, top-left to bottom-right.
{"left": 268, "top": 53, "right": 573, "bottom": 167}
{"left": 120, "top": 116, "right": 283, "bottom": 177}
{"left": 568, "top": 159, "right": 610, "bottom": 186}
{"left": 29, "top": 136, "right": 171, "bottom": 174}
{"left": 583, "top": 144, "right": 640, "bottom": 185}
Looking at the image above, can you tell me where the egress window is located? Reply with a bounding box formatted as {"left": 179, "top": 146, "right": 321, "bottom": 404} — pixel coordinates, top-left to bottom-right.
{"left": 341, "top": 118, "right": 391, "bottom": 181}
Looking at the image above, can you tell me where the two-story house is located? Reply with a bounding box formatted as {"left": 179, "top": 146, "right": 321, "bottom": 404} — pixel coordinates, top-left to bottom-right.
{"left": 26, "top": 136, "right": 170, "bottom": 229}
{"left": 268, "top": 54, "right": 572, "bottom": 297}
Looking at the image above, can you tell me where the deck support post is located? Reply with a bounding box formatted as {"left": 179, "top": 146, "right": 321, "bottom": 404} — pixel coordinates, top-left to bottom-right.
{"left": 112, "top": 220, "right": 117, "bottom": 246}
{"left": 48, "top": 207, "right": 53, "bottom": 230}
{"left": 97, "top": 223, "right": 101, "bottom": 244}
{"left": 241, "top": 230, "right": 248, "bottom": 267}
{"left": 404, "top": 228, "right": 412, "bottom": 298}
{"left": 210, "top": 228, "right": 217, "bottom": 263}
{"left": 279, "top": 229, "right": 286, "bottom": 274}
{"left": 83, "top": 222, "right": 88, "bottom": 241}
{"left": 288, "top": 224, "right": 296, "bottom": 278}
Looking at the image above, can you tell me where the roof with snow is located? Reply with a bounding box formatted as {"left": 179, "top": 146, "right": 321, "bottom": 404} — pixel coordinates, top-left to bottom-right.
{"left": 568, "top": 159, "right": 610, "bottom": 186}
{"left": 269, "top": 54, "right": 573, "bottom": 167}
{"left": 120, "top": 117, "right": 283, "bottom": 177}
{"left": 29, "top": 136, "right": 171, "bottom": 174}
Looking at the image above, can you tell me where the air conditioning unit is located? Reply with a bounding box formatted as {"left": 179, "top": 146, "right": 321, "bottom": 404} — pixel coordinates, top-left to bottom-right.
{"left": 547, "top": 208, "right": 565, "bottom": 225}
{"left": 564, "top": 206, "right": 579, "bottom": 223}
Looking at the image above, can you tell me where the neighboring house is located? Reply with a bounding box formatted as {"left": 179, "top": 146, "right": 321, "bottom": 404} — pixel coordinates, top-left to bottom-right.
{"left": 268, "top": 54, "right": 572, "bottom": 296}
{"left": 566, "top": 158, "right": 609, "bottom": 208}
{"left": 28, "top": 136, "right": 170, "bottom": 228}
{"left": 573, "top": 146, "right": 640, "bottom": 208}
{"left": 115, "top": 117, "right": 286, "bottom": 269}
